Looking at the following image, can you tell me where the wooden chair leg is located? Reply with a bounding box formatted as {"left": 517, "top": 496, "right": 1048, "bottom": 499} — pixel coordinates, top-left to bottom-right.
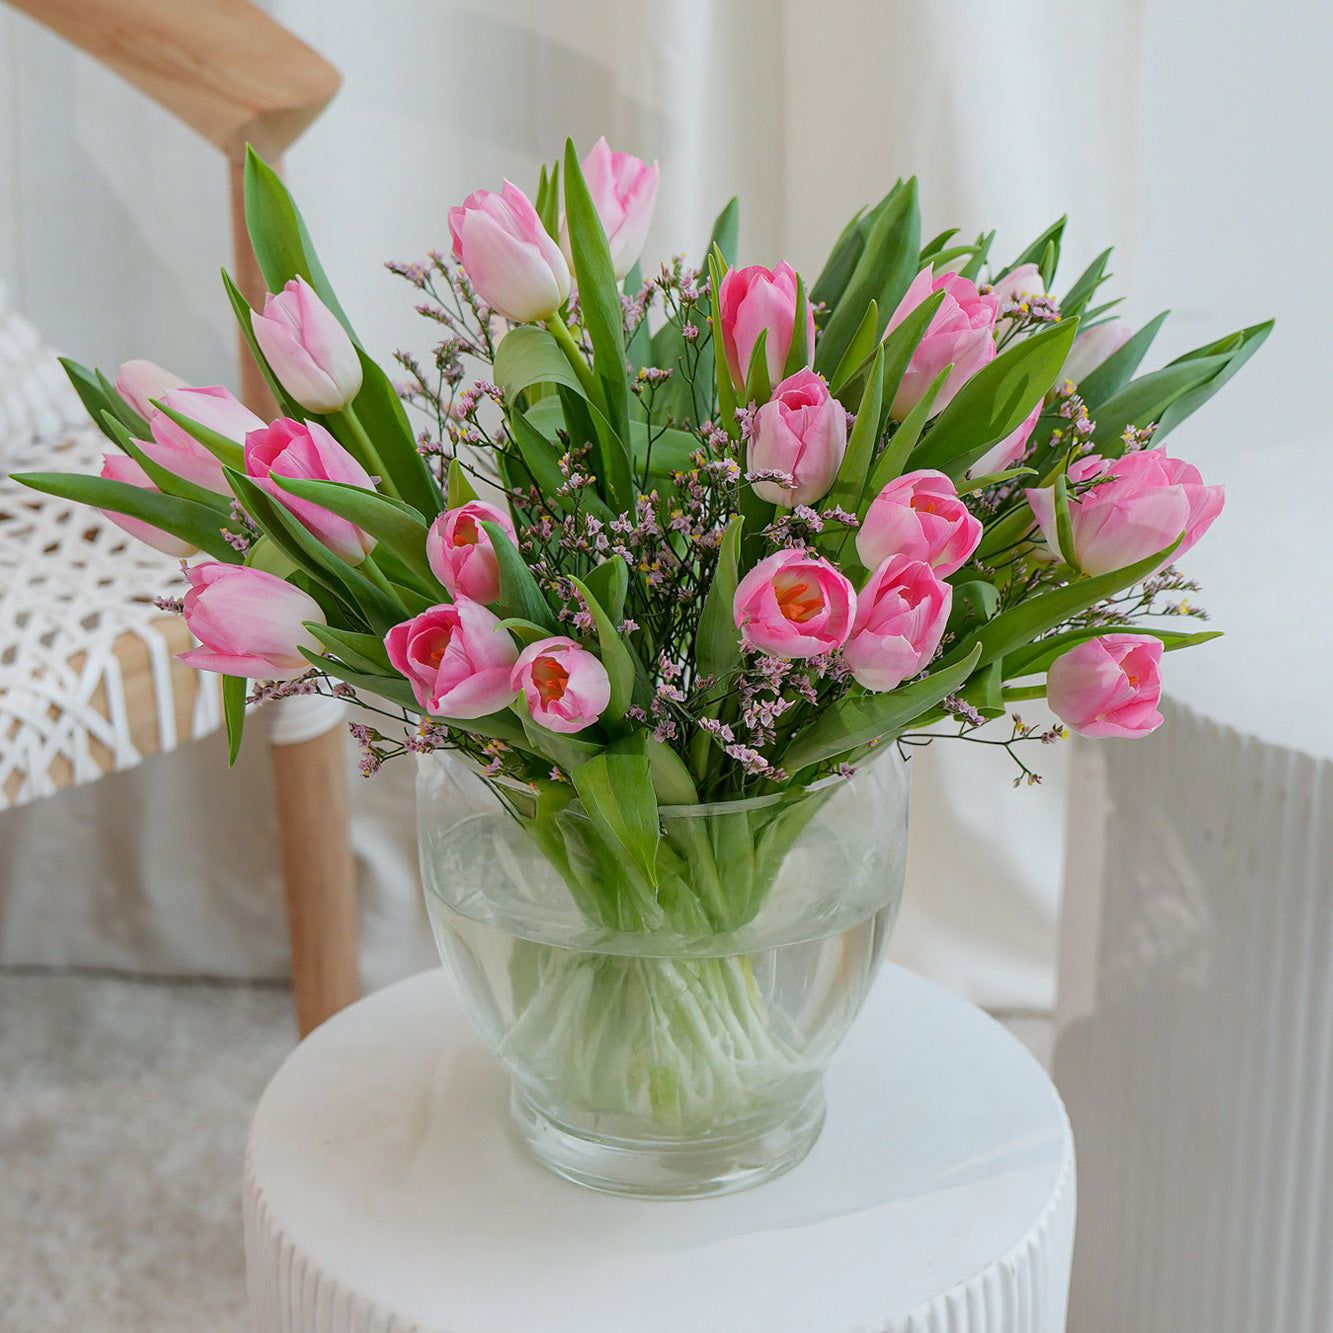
{"left": 269, "top": 724, "right": 361, "bottom": 1035}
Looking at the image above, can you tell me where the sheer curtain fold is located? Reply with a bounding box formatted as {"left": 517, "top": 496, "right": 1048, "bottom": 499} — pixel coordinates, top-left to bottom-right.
{"left": 1, "top": 0, "right": 1151, "bottom": 1006}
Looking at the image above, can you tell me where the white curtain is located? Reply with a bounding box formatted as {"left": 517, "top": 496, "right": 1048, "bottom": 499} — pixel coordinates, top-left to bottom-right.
{"left": 4, "top": 0, "right": 1312, "bottom": 1008}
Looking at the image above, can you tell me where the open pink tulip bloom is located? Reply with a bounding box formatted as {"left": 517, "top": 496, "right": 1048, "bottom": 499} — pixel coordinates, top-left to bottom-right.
{"left": 449, "top": 181, "right": 571, "bottom": 323}
{"left": 426, "top": 500, "right": 516, "bottom": 604}
{"left": 178, "top": 562, "right": 325, "bottom": 680}
{"left": 251, "top": 276, "right": 363, "bottom": 413}
{"left": 733, "top": 548, "right": 856, "bottom": 659}
{"left": 98, "top": 454, "right": 196, "bottom": 556}
{"left": 386, "top": 600, "right": 519, "bottom": 718}
{"left": 1026, "top": 448, "right": 1224, "bottom": 575}
{"left": 245, "top": 417, "right": 379, "bottom": 564}
{"left": 843, "top": 555, "right": 952, "bottom": 693}
{"left": 746, "top": 369, "right": 847, "bottom": 507}
{"left": 1046, "top": 634, "right": 1164, "bottom": 738}
{"left": 511, "top": 637, "right": 611, "bottom": 734}
{"left": 886, "top": 267, "right": 999, "bottom": 420}
{"left": 856, "top": 469, "right": 982, "bottom": 578}
{"left": 566, "top": 137, "right": 659, "bottom": 281}
{"left": 719, "top": 262, "right": 816, "bottom": 392}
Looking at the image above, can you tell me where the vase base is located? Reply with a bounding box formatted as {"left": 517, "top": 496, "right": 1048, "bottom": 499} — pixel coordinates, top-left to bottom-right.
{"left": 509, "top": 1085, "right": 826, "bottom": 1199}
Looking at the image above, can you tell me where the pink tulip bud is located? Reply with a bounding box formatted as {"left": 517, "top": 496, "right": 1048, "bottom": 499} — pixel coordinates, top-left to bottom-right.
{"left": 719, "top": 262, "right": 816, "bottom": 394}
{"left": 385, "top": 599, "right": 519, "bottom": 718}
{"left": 511, "top": 637, "right": 611, "bottom": 734}
{"left": 856, "top": 469, "right": 982, "bottom": 578}
{"left": 114, "top": 359, "right": 187, "bottom": 420}
{"left": 251, "top": 277, "right": 363, "bottom": 414}
{"left": 886, "top": 267, "right": 999, "bottom": 421}
{"left": 746, "top": 369, "right": 847, "bottom": 507}
{"left": 244, "top": 417, "right": 379, "bottom": 564}
{"left": 98, "top": 454, "right": 196, "bottom": 556}
{"left": 968, "top": 401, "right": 1042, "bottom": 480}
{"left": 449, "top": 181, "right": 571, "bottom": 323}
{"left": 1026, "top": 448, "right": 1223, "bottom": 575}
{"left": 425, "top": 500, "right": 516, "bottom": 603}
{"left": 1061, "top": 319, "right": 1134, "bottom": 386}
{"left": 140, "top": 385, "right": 265, "bottom": 494}
{"left": 843, "top": 555, "right": 952, "bottom": 692}
{"left": 733, "top": 548, "right": 856, "bottom": 660}
{"left": 990, "top": 262, "right": 1046, "bottom": 310}
{"left": 562, "top": 137, "right": 659, "bottom": 281}
{"left": 178, "top": 562, "right": 325, "bottom": 680}
{"left": 1046, "top": 634, "right": 1164, "bottom": 738}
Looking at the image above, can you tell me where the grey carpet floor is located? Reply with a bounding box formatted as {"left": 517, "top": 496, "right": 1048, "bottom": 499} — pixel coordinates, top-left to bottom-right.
{"left": 0, "top": 972, "right": 1053, "bottom": 1332}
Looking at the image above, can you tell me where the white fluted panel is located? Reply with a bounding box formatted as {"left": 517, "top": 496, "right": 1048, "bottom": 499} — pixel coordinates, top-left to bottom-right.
{"left": 245, "top": 966, "right": 1075, "bottom": 1333}
{"left": 1055, "top": 699, "right": 1333, "bottom": 1331}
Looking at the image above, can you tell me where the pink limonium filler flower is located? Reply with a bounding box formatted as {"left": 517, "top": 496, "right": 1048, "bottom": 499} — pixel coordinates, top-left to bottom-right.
{"left": 1061, "top": 319, "right": 1134, "bottom": 385}
{"left": 251, "top": 276, "right": 363, "bottom": 414}
{"left": 733, "top": 548, "right": 856, "bottom": 659}
{"left": 843, "top": 555, "right": 953, "bottom": 692}
{"left": 885, "top": 268, "right": 1000, "bottom": 421}
{"left": 139, "top": 384, "right": 266, "bottom": 494}
{"left": 1046, "top": 634, "right": 1164, "bottom": 738}
{"left": 562, "top": 136, "right": 659, "bottom": 281}
{"left": 244, "top": 417, "right": 378, "bottom": 564}
{"left": 511, "top": 637, "right": 612, "bottom": 734}
{"left": 114, "top": 358, "right": 187, "bottom": 420}
{"left": 449, "top": 181, "right": 571, "bottom": 322}
{"left": 178, "top": 562, "right": 325, "bottom": 680}
{"left": 385, "top": 600, "right": 519, "bottom": 718}
{"left": 856, "top": 469, "right": 982, "bottom": 578}
{"left": 719, "top": 261, "right": 816, "bottom": 393}
{"left": 425, "top": 500, "right": 517, "bottom": 603}
{"left": 1026, "top": 448, "right": 1224, "bottom": 575}
{"left": 98, "top": 454, "right": 196, "bottom": 556}
{"left": 968, "top": 401, "right": 1042, "bottom": 479}
{"left": 991, "top": 262, "right": 1045, "bottom": 306}
{"left": 746, "top": 368, "right": 847, "bottom": 507}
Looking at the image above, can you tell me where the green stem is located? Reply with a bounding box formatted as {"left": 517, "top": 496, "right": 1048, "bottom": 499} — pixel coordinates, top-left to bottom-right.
{"left": 547, "top": 311, "right": 604, "bottom": 409}
{"left": 340, "top": 402, "right": 401, "bottom": 501}
{"left": 360, "top": 551, "right": 400, "bottom": 602}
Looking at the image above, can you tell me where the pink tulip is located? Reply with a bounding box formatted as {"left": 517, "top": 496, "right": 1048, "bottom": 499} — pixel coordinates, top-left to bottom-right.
{"left": 385, "top": 600, "right": 519, "bottom": 718}
{"left": 719, "top": 262, "right": 817, "bottom": 393}
{"left": 178, "top": 562, "right": 325, "bottom": 680}
{"left": 251, "top": 276, "right": 363, "bottom": 414}
{"left": 746, "top": 369, "right": 847, "bottom": 507}
{"left": 885, "top": 267, "right": 1000, "bottom": 421}
{"left": 843, "top": 555, "right": 953, "bottom": 692}
{"left": 856, "top": 469, "right": 982, "bottom": 578}
{"left": 426, "top": 500, "right": 516, "bottom": 604}
{"left": 114, "top": 359, "right": 187, "bottom": 420}
{"left": 98, "top": 454, "right": 196, "bottom": 556}
{"left": 511, "top": 637, "right": 611, "bottom": 734}
{"left": 991, "top": 262, "right": 1047, "bottom": 314}
{"left": 1046, "top": 634, "right": 1164, "bottom": 739}
{"left": 449, "top": 181, "right": 571, "bottom": 322}
{"left": 1062, "top": 319, "right": 1133, "bottom": 386}
{"left": 563, "top": 137, "right": 659, "bottom": 281}
{"left": 244, "top": 417, "right": 378, "bottom": 564}
{"left": 1026, "top": 448, "right": 1224, "bottom": 575}
{"left": 140, "top": 385, "right": 266, "bottom": 493}
{"left": 733, "top": 548, "right": 856, "bottom": 659}
{"left": 968, "top": 401, "right": 1042, "bottom": 480}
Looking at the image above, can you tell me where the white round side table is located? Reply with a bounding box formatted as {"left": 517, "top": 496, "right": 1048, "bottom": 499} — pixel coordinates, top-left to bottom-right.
{"left": 244, "top": 964, "right": 1074, "bottom": 1333}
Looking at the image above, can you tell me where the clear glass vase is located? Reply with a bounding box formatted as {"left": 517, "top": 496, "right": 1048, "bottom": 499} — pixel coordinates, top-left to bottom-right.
{"left": 417, "top": 752, "right": 910, "bottom": 1198}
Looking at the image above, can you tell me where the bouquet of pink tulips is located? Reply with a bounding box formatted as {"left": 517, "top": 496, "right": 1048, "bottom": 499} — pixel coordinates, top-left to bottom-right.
{"left": 18, "top": 137, "right": 1268, "bottom": 936}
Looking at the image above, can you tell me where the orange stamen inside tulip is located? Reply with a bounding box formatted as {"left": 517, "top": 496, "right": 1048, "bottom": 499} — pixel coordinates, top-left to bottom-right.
{"left": 452, "top": 516, "right": 480, "bottom": 547}
{"left": 911, "top": 495, "right": 938, "bottom": 514}
{"left": 423, "top": 626, "right": 452, "bottom": 668}
{"left": 532, "top": 655, "right": 569, "bottom": 705}
{"left": 774, "top": 573, "right": 823, "bottom": 624}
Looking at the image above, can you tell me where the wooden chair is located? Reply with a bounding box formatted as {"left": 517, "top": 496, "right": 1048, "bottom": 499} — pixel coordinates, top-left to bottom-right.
{"left": 4, "top": 0, "right": 360, "bottom": 1036}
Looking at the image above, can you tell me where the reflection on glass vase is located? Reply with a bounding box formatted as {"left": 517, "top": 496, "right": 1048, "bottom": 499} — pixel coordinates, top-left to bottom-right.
{"left": 417, "top": 751, "right": 910, "bottom": 1198}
